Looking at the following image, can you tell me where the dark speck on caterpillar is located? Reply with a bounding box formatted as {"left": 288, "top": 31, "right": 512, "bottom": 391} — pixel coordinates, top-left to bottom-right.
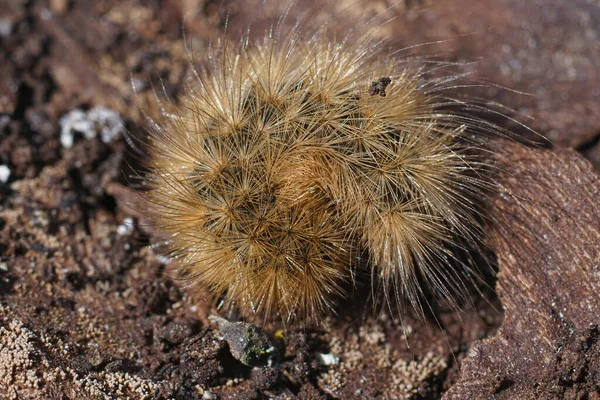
{"left": 135, "top": 4, "right": 510, "bottom": 325}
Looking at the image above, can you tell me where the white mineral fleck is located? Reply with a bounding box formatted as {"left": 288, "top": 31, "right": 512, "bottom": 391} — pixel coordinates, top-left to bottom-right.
{"left": 0, "top": 165, "right": 10, "bottom": 183}
{"left": 316, "top": 352, "right": 340, "bottom": 366}
{"left": 117, "top": 217, "right": 134, "bottom": 236}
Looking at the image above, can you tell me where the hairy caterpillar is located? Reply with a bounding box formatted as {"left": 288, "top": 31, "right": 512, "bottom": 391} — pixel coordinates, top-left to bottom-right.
{"left": 139, "top": 5, "right": 502, "bottom": 324}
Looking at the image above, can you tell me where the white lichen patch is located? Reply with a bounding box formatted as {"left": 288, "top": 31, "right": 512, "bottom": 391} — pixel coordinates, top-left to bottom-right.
{"left": 389, "top": 352, "right": 447, "bottom": 397}
{"left": 0, "top": 304, "right": 160, "bottom": 399}
{"left": 0, "top": 313, "right": 44, "bottom": 398}
{"left": 60, "top": 106, "right": 123, "bottom": 148}
{"left": 317, "top": 317, "right": 446, "bottom": 399}
{"left": 318, "top": 369, "right": 344, "bottom": 394}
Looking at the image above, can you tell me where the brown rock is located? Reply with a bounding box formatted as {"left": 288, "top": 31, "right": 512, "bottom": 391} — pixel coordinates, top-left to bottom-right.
{"left": 445, "top": 141, "right": 600, "bottom": 399}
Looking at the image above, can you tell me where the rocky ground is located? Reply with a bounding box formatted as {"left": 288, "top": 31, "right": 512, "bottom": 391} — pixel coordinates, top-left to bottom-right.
{"left": 1, "top": 0, "right": 599, "bottom": 399}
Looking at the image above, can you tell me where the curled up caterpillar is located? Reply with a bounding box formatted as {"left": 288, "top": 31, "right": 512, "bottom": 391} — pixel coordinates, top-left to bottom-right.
{"left": 140, "top": 13, "right": 499, "bottom": 324}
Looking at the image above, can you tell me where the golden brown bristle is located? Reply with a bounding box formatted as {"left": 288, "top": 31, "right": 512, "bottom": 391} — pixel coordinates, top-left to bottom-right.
{"left": 143, "top": 18, "right": 490, "bottom": 323}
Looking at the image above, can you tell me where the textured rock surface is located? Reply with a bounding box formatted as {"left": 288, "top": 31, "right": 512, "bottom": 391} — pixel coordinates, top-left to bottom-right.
{"left": 389, "top": 0, "right": 600, "bottom": 148}
{"left": 445, "top": 143, "right": 600, "bottom": 399}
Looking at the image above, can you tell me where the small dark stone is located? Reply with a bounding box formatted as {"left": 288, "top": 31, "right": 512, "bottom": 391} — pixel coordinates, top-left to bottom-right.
{"left": 31, "top": 242, "right": 49, "bottom": 254}
{"left": 209, "top": 316, "right": 278, "bottom": 367}
{"left": 71, "top": 356, "right": 92, "bottom": 374}
{"left": 368, "top": 77, "right": 392, "bottom": 97}
{"left": 105, "top": 360, "right": 124, "bottom": 373}
{"left": 158, "top": 321, "right": 193, "bottom": 345}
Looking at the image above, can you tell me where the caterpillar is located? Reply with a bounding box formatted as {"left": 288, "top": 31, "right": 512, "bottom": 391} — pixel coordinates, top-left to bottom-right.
{"left": 139, "top": 6, "right": 500, "bottom": 324}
